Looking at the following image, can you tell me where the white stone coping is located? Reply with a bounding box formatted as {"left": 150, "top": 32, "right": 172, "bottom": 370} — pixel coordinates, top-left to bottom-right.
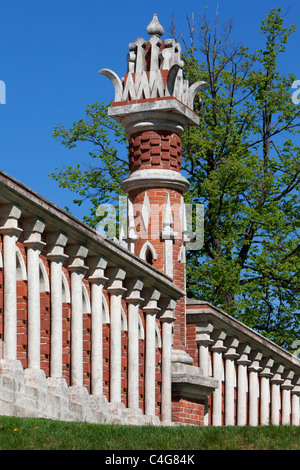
{"left": 186, "top": 299, "right": 300, "bottom": 372}
{"left": 108, "top": 97, "right": 200, "bottom": 133}
{"left": 172, "top": 362, "right": 219, "bottom": 400}
{"left": 121, "top": 168, "right": 190, "bottom": 193}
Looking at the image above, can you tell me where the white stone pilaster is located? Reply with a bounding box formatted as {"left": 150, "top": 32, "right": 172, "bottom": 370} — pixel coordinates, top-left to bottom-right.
{"left": 211, "top": 330, "right": 226, "bottom": 426}
{"left": 196, "top": 321, "right": 214, "bottom": 377}
{"left": 23, "top": 217, "right": 46, "bottom": 370}
{"left": 224, "top": 337, "right": 239, "bottom": 426}
{"left": 142, "top": 288, "right": 161, "bottom": 419}
{"left": 88, "top": 255, "right": 108, "bottom": 396}
{"left": 259, "top": 358, "right": 274, "bottom": 425}
{"left": 67, "top": 244, "right": 88, "bottom": 388}
{"left": 281, "top": 370, "right": 294, "bottom": 425}
{"left": 107, "top": 267, "right": 127, "bottom": 404}
{"left": 270, "top": 364, "right": 284, "bottom": 425}
{"left": 0, "top": 203, "right": 22, "bottom": 361}
{"left": 159, "top": 298, "right": 176, "bottom": 424}
{"left": 236, "top": 344, "right": 251, "bottom": 426}
{"left": 46, "top": 232, "right": 68, "bottom": 379}
{"left": 196, "top": 321, "right": 214, "bottom": 425}
{"left": 248, "top": 351, "right": 262, "bottom": 426}
{"left": 291, "top": 377, "right": 300, "bottom": 426}
{"left": 125, "top": 278, "right": 144, "bottom": 410}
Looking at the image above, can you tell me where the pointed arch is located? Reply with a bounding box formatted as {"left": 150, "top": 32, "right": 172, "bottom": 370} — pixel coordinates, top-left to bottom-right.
{"left": 39, "top": 259, "right": 50, "bottom": 293}
{"left": 121, "top": 307, "right": 128, "bottom": 332}
{"left": 62, "top": 271, "right": 71, "bottom": 303}
{"left": 208, "top": 353, "right": 212, "bottom": 377}
{"left": 101, "top": 295, "right": 127, "bottom": 331}
{"left": 16, "top": 247, "right": 27, "bottom": 281}
{"left": 102, "top": 294, "right": 110, "bottom": 324}
{"left": 138, "top": 314, "right": 145, "bottom": 340}
{"left": 140, "top": 241, "right": 157, "bottom": 265}
{"left": 155, "top": 322, "right": 161, "bottom": 348}
{"left": 82, "top": 282, "right": 91, "bottom": 314}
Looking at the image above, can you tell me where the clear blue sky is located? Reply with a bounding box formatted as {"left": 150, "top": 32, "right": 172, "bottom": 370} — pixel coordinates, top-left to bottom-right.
{"left": 0, "top": 0, "right": 299, "bottom": 220}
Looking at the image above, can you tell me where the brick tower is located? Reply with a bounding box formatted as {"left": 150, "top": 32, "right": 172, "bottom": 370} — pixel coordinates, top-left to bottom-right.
{"left": 100, "top": 14, "right": 207, "bottom": 360}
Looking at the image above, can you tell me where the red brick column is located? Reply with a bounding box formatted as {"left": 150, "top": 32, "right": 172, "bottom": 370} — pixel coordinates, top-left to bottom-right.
{"left": 126, "top": 126, "right": 187, "bottom": 349}
{"left": 129, "top": 131, "right": 182, "bottom": 173}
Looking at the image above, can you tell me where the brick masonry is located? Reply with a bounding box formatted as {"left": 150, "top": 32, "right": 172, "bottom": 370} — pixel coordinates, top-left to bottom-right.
{"left": 129, "top": 131, "right": 182, "bottom": 173}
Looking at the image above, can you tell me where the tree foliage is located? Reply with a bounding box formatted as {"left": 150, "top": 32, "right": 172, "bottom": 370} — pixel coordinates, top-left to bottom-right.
{"left": 51, "top": 102, "right": 129, "bottom": 227}
{"left": 50, "top": 8, "right": 300, "bottom": 349}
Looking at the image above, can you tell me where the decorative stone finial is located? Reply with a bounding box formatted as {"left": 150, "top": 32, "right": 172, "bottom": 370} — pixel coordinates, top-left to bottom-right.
{"left": 146, "top": 13, "right": 164, "bottom": 38}
{"left": 99, "top": 12, "right": 209, "bottom": 125}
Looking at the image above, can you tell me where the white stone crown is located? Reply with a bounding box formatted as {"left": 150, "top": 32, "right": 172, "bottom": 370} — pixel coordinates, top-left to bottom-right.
{"left": 99, "top": 14, "right": 208, "bottom": 111}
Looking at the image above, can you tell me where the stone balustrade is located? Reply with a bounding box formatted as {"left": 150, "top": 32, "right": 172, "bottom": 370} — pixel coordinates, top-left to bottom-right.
{"left": 0, "top": 171, "right": 184, "bottom": 425}
{"left": 187, "top": 300, "right": 300, "bottom": 426}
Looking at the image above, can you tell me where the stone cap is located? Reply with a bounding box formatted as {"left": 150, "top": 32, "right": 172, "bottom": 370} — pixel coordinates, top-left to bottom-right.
{"left": 99, "top": 14, "right": 208, "bottom": 134}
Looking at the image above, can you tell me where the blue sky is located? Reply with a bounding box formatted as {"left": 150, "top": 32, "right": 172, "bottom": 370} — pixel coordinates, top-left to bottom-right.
{"left": 0, "top": 0, "right": 299, "bottom": 220}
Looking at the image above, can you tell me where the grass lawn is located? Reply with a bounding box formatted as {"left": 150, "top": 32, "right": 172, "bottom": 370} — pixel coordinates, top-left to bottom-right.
{"left": 0, "top": 415, "right": 299, "bottom": 450}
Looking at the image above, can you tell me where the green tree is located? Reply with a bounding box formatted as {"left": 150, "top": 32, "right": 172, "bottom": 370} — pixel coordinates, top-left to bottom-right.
{"left": 50, "top": 8, "right": 300, "bottom": 349}
{"left": 51, "top": 102, "right": 129, "bottom": 227}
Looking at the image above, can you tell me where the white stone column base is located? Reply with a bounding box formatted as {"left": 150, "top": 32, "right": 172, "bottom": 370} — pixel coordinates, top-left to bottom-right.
{"left": 144, "top": 414, "right": 160, "bottom": 426}
{"left": 125, "top": 408, "right": 146, "bottom": 426}
{"left": 46, "top": 377, "right": 70, "bottom": 421}
{"left": 89, "top": 395, "right": 110, "bottom": 424}
{"left": 108, "top": 402, "right": 128, "bottom": 425}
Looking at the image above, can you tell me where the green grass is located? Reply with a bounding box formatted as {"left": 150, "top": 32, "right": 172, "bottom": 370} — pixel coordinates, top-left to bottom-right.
{"left": 0, "top": 415, "right": 299, "bottom": 450}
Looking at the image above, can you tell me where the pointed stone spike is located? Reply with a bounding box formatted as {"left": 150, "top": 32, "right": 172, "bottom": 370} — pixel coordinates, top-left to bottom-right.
{"left": 98, "top": 69, "right": 123, "bottom": 102}
{"left": 146, "top": 13, "right": 164, "bottom": 38}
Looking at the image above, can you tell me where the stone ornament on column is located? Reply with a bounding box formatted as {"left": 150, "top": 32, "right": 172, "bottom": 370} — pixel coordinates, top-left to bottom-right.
{"left": 142, "top": 287, "right": 161, "bottom": 423}
{"left": 99, "top": 14, "right": 208, "bottom": 131}
{"left": 158, "top": 297, "right": 176, "bottom": 424}
{"left": 0, "top": 203, "right": 22, "bottom": 363}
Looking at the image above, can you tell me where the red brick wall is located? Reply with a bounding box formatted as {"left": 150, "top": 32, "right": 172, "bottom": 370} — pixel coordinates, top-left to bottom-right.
{"left": 185, "top": 323, "right": 198, "bottom": 366}
{"left": 172, "top": 397, "right": 205, "bottom": 425}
